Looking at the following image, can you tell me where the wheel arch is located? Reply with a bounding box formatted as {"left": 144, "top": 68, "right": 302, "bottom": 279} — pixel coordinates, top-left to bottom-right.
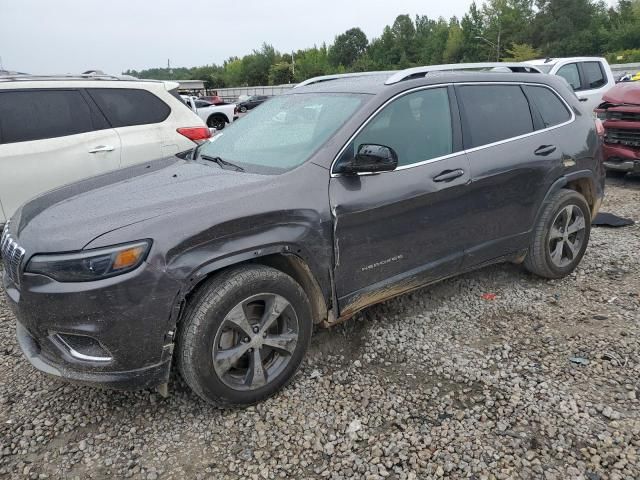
{"left": 207, "top": 112, "right": 230, "bottom": 124}
{"left": 176, "top": 247, "right": 331, "bottom": 330}
{"left": 537, "top": 170, "right": 601, "bottom": 222}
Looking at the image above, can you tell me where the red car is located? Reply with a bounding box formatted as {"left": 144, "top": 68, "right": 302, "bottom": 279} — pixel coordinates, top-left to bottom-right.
{"left": 596, "top": 82, "right": 640, "bottom": 176}
{"left": 200, "top": 95, "right": 225, "bottom": 105}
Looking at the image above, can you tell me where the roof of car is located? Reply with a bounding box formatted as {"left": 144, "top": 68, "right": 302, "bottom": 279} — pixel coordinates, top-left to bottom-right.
{"left": 0, "top": 74, "right": 180, "bottom": 91}
{"left": 290, "top": 69, "right": 565, "bottom": 96}
{"left": 0, "top": 72, "right": 175, "bottom": 86}
{"left": 528, "top": 57, "right": 606, "bottom": 65}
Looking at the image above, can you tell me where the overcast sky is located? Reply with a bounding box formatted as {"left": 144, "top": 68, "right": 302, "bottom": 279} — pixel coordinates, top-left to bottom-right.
{"left": 1, "top": 0, "right": 483, "bottom": 74}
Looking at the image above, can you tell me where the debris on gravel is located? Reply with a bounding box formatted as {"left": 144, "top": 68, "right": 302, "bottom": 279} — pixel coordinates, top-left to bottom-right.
{"left": 1, "top": 178, "right": 639, "bottom": 479}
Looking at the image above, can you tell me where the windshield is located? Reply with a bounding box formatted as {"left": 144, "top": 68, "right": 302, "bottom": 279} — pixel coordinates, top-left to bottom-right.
{"left": 198, "top": 93, "right": 366, "bottom": 174}
{"left": 537, "top": 64, "right": 555, "bottom": 73}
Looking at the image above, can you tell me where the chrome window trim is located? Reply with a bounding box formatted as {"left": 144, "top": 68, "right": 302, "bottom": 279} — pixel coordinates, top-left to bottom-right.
{"left": 330, "top": 81, "right": 576, "bottom": 177}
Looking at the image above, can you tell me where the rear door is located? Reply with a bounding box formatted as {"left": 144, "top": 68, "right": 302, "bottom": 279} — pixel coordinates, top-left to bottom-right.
{"left": 555, "top": 61, "right": 609, "bottom": 113}
{"left": 0, "top": 89, "right": 121, "bottom": 219}
{"left": 456, "top": 83, "right": 573, "bottom": 268}
{"left": 330, "top": 86, "right": 472, "bottom": 310}
{"left": 87, "top": 88, "right": 167, "bottom": 166}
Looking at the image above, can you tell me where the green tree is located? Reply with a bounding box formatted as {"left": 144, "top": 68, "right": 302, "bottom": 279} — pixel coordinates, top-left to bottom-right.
{"left": 328, "top": 28, "right": 368, "bottom": 68}
{"left": 292, "top": 45, "right": 330, "bottom": 82}
{"left": 268, "top": 62, "right": 294, "bottom": 85}
{"left": 443, "top": 19, "right": 464, "bottom": 63}
{"left": 503, "top": 43, "right": 542, "bottom": 60}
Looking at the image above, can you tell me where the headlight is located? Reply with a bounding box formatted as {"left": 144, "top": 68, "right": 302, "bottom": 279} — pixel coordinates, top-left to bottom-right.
{"left": 26, "top": 240, "right": 151, "bottom": 282}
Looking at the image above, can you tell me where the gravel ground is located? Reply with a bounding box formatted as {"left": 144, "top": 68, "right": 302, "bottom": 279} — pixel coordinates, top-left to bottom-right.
{"left": 1, "top": 178, "right": 639, "bottom": 480}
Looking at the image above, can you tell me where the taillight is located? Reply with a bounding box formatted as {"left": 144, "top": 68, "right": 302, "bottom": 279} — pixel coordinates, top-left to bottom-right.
{"left": 595, "top": 118, "right": 605, "bottom": 137}
{"left": 177, "top": 127, "right": 212, "bottom": 142}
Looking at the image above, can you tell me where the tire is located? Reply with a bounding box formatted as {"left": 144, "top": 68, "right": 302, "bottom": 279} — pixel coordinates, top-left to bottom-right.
{"left": 606, "top": 169, "right": 627, "bottom": 178}
{"left": 177, "top": 265, "right": 313, "bottom": 406}
{"left": 207, "top": 115, "right": 226, "bottom": 130}
{"left": 524, "top": 189, "right": 591, "bottom": 279}
{"left": 239, "top": 106, "right": 247, "bottom": 113}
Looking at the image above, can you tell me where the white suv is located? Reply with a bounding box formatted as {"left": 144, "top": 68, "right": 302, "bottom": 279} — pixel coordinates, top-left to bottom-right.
{"left": 0, "top": 74, "right": 210, "bottom": 227}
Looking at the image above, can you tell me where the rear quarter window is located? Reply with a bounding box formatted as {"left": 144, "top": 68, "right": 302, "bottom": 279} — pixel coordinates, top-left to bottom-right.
{"left": 0, "top": 89, "right": 95, "bottom": 144}
{"left": 458, "top": 85, "right": 534, "bottom": 148}
{"left": 523, "top": 85, "right": 572, "bottom": 128}
{"left": 87, "top": 88, "right": 170, "bottom": 128}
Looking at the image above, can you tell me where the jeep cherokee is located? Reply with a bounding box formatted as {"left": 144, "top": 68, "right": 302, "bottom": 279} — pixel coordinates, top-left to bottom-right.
{"left": 1, "top": 66, "right": 604, "bottom": 406}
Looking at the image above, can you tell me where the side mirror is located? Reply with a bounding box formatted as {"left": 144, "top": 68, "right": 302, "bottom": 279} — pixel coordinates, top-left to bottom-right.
{"left": 338, "top": 144, "right": 398, "bottom": 175}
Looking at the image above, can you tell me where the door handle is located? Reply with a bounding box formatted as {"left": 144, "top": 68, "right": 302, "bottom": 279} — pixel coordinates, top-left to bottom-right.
{"left": 579, "top": 97, "right": 588, "bottom": 102}
{"left": 433, "top": 169, "right": 464, "bottom": 182}
{"left": 88, "top": 145, "right": 115, "bottom": 153}
{"left": 534, "top": 145, "right": 556, "bottom": 156}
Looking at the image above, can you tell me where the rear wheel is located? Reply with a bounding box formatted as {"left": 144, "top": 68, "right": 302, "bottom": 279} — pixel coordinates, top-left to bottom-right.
{"left": 177, "top": 265, "right": 313, "bottom": 406}
{"left": 524, "top": 189, "right": 591, "bottom": 279}
{"left": 207, "top": 115, "right": 226, "bottom": 130}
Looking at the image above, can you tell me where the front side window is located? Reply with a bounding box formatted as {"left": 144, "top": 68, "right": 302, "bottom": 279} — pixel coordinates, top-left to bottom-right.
{"left": 88, "top": 88, "right": 170, "bottom": 128}
{"left": 0, "top": 90, "right": 94, "bottom": 144}
{"left": 556, "top": 63, "right": 581, "bottom": 91}
{"left": 345, "top": 87, "right": 454, "bottom": 168}
{"left": 458, "top": 85, "right": 534, "bottom": 148}
{"left": 582, "top": 62, "right": 606, "bottom": 89}
{"left": 523, "top": 85, "right": 572, "bottom": 128}
{"left": 198, "top": 93, "right": 366, "bottom": 174}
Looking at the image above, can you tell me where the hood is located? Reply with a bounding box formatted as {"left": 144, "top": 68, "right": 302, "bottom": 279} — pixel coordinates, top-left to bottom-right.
{"left": 602, "top": 82, "right": 640, "bottom": 106}
{"left": 15, "top": 157, "right": 267, "bottom": 254}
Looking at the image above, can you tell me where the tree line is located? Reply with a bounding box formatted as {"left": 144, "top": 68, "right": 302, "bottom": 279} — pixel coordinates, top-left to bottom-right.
{"left": 124, "top": 0, "right": 640, "bottom": 88}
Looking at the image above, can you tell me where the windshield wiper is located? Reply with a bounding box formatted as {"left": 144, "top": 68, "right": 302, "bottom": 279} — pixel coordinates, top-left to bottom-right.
{"left": 199, "top": 154, "right": 245, "bottom": 172}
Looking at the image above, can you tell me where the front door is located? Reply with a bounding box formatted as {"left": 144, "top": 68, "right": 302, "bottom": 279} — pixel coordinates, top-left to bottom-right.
{"left": 329, "top": 86, "right": 472, "bottom": 314}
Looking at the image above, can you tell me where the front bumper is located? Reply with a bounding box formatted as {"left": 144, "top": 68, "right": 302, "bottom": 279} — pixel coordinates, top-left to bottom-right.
{"left": 602, "top": 144, "right": 640, "bottom": 172}
{"left": 3, "top": 262, "right": 181, "bottom": 390}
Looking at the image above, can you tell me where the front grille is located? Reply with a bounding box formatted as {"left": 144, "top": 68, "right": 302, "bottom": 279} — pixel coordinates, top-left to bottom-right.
{"left": 607, "top": 111, "right": 640, "bottom": 122}
{"left": 0, "top": 223, "right": 26, "bottom": 287}
{"left": 604, "top": 128, "right": 640, "bottom": 148}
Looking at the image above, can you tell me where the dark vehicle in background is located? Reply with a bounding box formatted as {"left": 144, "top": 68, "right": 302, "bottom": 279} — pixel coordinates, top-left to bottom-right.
{"left": 237, "top": 95, "right": 269, "bottom": 113}
{"left": 2, "top": 66, "right": 604, "bottom": 407}
{"left": 596, "top": 81, "right": 640, "bottom": 177}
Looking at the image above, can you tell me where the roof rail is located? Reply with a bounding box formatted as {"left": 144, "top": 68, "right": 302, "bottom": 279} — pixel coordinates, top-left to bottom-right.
{"left": 0, "top": 73, "right": 141, "bottom": 82}
{"left": 384, "top": 62, "right": 542, "bottom": 85}
{"left": 295, "top": 71, "right": 393, "bottom": 88}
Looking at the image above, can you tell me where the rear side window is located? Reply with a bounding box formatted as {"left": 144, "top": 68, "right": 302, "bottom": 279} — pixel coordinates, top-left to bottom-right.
{"left": 0, "top": 90, "right": 94, "bottom": 144}
{"left": 556, "top": 63, "right": 581, "bottom": 91}
{"left": 88, "top": 88, "right": 170, "bottom": 128}
{"left": 582, "top": 62, "right": 606, "bottom": 89}
{"left": 523, "top": 85, "right": 572, "bottom": 128}
{"left": 458, "top": 85, "right": 533, "bottom": 148}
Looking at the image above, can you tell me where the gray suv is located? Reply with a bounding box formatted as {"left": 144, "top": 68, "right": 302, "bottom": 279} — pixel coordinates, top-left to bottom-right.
{"left": 1, "top": 67, "right": 604, "bottom": 406}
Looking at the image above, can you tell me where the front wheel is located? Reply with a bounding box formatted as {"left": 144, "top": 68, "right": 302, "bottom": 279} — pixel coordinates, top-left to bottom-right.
{"left": 177, "top": 265, "right": 313, "bottom": 406}
{"left": 239, "top": 106, "right": 248, "bottom": 113}
{"left": 524, "top": 189, "right": 591, "bottom": 279}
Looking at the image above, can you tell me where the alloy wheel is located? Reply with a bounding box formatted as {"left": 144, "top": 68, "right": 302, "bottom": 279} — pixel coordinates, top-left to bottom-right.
{"left": 548, "top": 204, "right": 586, "bottom": 268}
{"left": 212, "top": 293, "right": 299, "bottom": 391}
